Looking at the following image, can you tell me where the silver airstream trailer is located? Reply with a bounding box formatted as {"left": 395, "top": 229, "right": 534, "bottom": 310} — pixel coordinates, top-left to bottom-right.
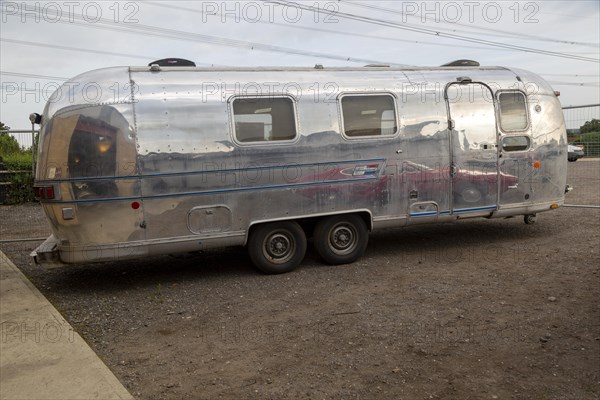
{"left": 32, "top": 59, "right": 568, "bottom": 273}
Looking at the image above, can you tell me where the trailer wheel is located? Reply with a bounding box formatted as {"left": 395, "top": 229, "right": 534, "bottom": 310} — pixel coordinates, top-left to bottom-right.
{"left": 314, "top": 214, "right": 368, "bottom": 265}
{"left": 524, "top": 214, "right": 537, "bottom": 224}
{"left": 248, "top": 222, "right": 307, "bottom": 274}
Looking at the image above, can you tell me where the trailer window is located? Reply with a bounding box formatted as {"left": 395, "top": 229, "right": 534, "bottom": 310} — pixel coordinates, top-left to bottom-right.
{"left": 502, "top": 135, "right": 530, "bottom": 152}
{"left": 68, "top": 117, "right": 117, "bottom": 178}
{"left": 498, "top": 92, "right": 528, "bottom": 131}
{"left": 341, "top": 95, "right": 397, "bottom": 137}
{"left": 232, "top": 97, "right": 296, "bottom": 143}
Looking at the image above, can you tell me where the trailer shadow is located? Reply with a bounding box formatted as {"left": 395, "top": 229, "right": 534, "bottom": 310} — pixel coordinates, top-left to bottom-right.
{"left": 41, "top": 248, "right": 256, "bottom": 294}
{"left": 366, "top": 217, "right": 544, "bottom": 256}
{"left": 39, "top": 216, "right": 556, "bottom": 296}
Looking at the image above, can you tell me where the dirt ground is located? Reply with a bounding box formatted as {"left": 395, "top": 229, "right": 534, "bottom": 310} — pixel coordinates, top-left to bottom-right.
{"left": 1, "top": 160, "right": 599, "bottom": 400}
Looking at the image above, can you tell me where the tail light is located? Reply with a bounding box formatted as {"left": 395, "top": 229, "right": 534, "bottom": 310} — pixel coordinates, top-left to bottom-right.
{"left": 35, "top": 185, "right": 59, "bottom": 200}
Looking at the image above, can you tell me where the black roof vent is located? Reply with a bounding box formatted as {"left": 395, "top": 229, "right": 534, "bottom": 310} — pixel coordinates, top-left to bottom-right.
{"left": 441, "top": 59, "right": 480, "bottom": 67}
{"left": 148, "top": 58, "right": 196, "bottom": 67}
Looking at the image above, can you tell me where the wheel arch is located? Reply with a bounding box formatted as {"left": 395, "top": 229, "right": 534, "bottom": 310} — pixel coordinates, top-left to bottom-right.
{"left": 244, "top": 209, "right": 373, "bottom": 246}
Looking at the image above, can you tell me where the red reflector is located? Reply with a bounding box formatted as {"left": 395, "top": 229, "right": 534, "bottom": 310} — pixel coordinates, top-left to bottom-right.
{"left": 131, "top": 201, "right": 140, "bottom": 210}
{"left": 45, "top": 186, "right": 55, "bottom": 199}
{"left": 35, "top": 186, "right": 57, "bottom": 200}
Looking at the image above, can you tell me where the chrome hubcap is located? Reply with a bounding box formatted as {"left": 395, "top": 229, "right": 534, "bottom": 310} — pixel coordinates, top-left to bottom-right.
{"left": 263, "top": 232, "right": 295, "bottom": 264}
{"left": 329, "top": 224, "right": 357, "bottom": 255}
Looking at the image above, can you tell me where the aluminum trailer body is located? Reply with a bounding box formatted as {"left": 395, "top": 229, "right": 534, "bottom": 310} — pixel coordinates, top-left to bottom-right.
{"left": 32, "top": 64, "right": 567, "bottom": 273}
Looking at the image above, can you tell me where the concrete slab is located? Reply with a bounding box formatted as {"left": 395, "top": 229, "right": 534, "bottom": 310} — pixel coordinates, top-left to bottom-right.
{"left": 0, "top": 251, "right": 133, "bottom": 400}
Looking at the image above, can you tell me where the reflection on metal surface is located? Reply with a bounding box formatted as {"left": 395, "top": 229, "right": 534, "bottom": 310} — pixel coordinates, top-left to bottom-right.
{"left": 32, "top": 65, "right": 567, "bottom": 267}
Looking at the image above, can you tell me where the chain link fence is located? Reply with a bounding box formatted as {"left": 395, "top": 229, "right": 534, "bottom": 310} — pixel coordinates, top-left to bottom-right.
{"left": 7, "top": 130, "right": 37, "bottom": 150}
{"left": 562, "top": 104, "right": 600, "bottom": 207}
{"left": 6, "top": 130, "right": 37, "bottom": 174}
{"left": 563, "top": 104, "right": 600, "bottom": 156}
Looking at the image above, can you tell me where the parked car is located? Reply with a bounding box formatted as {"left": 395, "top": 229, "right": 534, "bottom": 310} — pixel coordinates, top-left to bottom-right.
{"left": 568, "top": 144, "right": 584, "bottom": 162}
{"left": 298, "top": 161, "right": 519, "bottom": 207}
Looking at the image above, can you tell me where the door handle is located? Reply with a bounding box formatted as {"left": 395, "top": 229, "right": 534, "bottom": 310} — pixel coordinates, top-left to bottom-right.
{"left": 450, "top": 163, "right": 458, "bottom": 177}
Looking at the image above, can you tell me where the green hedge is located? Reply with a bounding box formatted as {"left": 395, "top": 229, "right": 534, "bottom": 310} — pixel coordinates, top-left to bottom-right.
{"left": 1, "top": 172, "right": 35, "bottom": 204}
{"left": 0, "top": 153, "right": 36, "bottom": 204}
{"left": 2, "top": 152, "right": 33, "bottom": 171}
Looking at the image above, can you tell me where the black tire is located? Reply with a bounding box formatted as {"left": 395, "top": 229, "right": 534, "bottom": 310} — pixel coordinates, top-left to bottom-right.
{"left": 314, "top": 214, "right": 369, "bottom": 265}
{"left": 248, "top": 221, "right": 307, "bottom": 274}
{"left": 524, "top": 214, "right": 537, "bottom": 225}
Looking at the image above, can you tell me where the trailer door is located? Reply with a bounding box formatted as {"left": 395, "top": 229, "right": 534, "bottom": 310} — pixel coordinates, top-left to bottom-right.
{"left": 445, "top": 82, "right": 499, "bottom": 213}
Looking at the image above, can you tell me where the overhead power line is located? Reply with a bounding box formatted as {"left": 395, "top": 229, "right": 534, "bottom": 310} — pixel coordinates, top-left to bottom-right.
{"left": 1, "top": 85, "right": 53, "bottom": 91}
{"left": 541, "top": 73, "right": 600, "bottom": 78}
{"left": 0, "top": 7, "right": 397, "bottom": 66}
{"left": 146, "top": 1, "right": 599, "bottom": 60}
{"left": 266, "top": 0, "right": 599, "bottom": 63}
{"left": 0, "top": 85, "right": 55, "bottom": 94}
{"left": 342, "top": 0, "right": 600, "bottom": 48}
{"left": 4, "top": 2, "right": 595, "bottom": 66}
{"left": 1, "top": 71, "right": 69, "bottom": 81}
{"left": 548, "top": 81, "right": 600, "bottom": 87}
{"left": 144, "top": 1, "right": 515, "bottom": 54}
{"left": 4, "top": 69, "right": 598, "bottom": 87}
{"left": 0, "top": 38, "right": 221, "bottom": 66}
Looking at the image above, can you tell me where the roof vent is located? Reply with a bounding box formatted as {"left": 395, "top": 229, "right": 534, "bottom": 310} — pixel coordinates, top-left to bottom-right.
{"left": 148, "top": 58, "right": 196, "bottom": 67}
{"left": 314, "top": 64, "right": 324, "bottom": 69}
{"left": 442, "top": 59, "right": 480, "bottom": 67}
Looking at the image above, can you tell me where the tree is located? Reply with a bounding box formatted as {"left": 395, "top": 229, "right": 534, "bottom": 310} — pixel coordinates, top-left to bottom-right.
{"left": 0, "top": 121, "right": 10, "bottom": 134}
{"left": 0, "top": 121, "right": 21, "bottom": 156}
{"left": 580, "top": 119, "right": 600, "bottom": 134}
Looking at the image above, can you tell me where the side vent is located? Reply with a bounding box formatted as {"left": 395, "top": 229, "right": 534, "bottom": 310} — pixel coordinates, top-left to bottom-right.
{"left": 441, "top": 59, "right": 480, "bottom": 67}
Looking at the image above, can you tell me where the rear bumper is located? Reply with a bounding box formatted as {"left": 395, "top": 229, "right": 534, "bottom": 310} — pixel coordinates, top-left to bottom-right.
{"left": 30, "top": 235, "right": 150, "bottom": 267}
{"left": 30, "top": 235, "right": 64, "bottom": 269}
{"left": 30, "top": 233, "right": 246, "bottom": 267}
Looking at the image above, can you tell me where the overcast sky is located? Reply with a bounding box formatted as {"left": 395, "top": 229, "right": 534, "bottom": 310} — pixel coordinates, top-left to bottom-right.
{"left": 1, "top": 0, "right": 599, "bottom": 131}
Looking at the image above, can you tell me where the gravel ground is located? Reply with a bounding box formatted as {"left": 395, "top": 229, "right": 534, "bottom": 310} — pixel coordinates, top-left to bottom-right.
{"left": 1, "top": 160, "right": 599, "bottom": 400}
